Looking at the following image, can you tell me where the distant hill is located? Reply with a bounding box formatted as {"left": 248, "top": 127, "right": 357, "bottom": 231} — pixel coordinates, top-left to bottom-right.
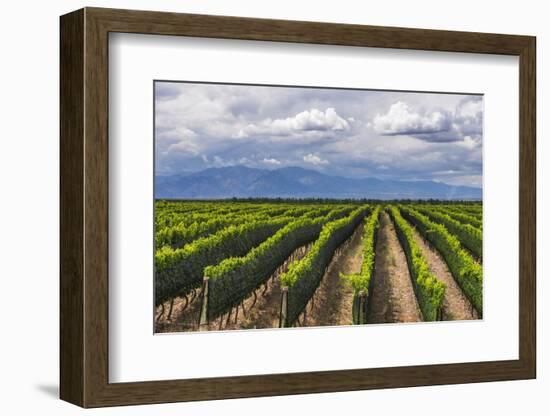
{"left": 155, "top": 166, "right": 482, "bottom": 200}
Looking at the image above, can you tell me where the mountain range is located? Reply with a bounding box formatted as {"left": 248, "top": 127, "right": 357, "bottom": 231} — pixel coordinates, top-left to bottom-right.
{"left": 155, "top": 166, "right": 482, "bottom": 200}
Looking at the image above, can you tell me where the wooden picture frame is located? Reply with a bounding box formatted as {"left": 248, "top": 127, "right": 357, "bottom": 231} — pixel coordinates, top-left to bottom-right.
{"left": 60, "top": 7, "right": 536, "bottom": 408}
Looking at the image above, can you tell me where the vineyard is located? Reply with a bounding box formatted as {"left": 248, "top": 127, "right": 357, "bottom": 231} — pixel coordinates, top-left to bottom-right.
{"left": 154, "top": 200, "right": 482, "bottom": 332}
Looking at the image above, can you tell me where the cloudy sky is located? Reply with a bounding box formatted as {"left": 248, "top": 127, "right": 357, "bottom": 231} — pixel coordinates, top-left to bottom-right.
{"left": 155, "top": 82, "right": 483, "bottom": 188}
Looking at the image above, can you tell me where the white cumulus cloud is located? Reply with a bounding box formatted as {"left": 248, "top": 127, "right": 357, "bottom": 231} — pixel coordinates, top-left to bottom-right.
{"left": 303, "top": 153, "right": 329, "bottom": 165}
{"left": 373, "top": 101, "right": 451, "bottom": 136}
{"left": 164, "top": 127, "right": 200, "bottom": 155}
{"left": 262, "top": 158, "right": 282, "bottom": 165}
{"left": 167, "top": 140, "right": 200, "bottom": 155}
{"left": 237, "top": 108, "right": 350, "bottom": 138}
{"left": 456, "top": 135, "right": 481, "bottom": 150}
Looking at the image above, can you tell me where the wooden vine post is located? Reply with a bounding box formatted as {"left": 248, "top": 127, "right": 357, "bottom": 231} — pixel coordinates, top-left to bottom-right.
{"left": 358, "top": 290, "right": 367, "bottom": 325}
{"left": 351, "top": 290, "right": 368, "bottom": 325}
{"left": 198, "top": 277, "right": 210, "bottom": 331}
{"left": 279, "top": 287, "right": 288, "bottom": 328}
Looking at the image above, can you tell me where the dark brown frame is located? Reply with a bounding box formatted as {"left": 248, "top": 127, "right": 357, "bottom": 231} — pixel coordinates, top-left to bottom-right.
{"left": 60, "top": 7, "right": 536, "bottom": 408}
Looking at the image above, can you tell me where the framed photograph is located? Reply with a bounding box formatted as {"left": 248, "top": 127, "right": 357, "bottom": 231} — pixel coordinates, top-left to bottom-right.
{"left": 60, "top": 7, "right": 536, "bottom": 408}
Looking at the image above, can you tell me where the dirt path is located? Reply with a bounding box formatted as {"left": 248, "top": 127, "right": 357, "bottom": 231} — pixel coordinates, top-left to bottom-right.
{"left": 230, "top": 222, "right": 365, "bottom": 330}
{"left": 217, "top": 273, "right": 284, "bottom": 331}
{"left": 299, "top": 223, "right": 364, "bottom": 327}
{"left": 368, "top": 212, "right": 422, "bottom": 324}
{"left": 218, "top": 243, "right": 312, "bottom": 331}
{"left": 411, "top": 229, "right": 480, "bottom": 321}
{"left": 155, "top": 288, "right": 203, "bottom": 333}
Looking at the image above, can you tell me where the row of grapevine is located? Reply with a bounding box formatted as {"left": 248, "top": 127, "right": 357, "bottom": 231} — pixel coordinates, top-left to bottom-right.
{"left": 155, "top": 202, "right": 292, "bottom": 229}
{"left": 441, "top": 204, "right": 482, "bottom": 216}
{"left": 339, "top": 206, "right": 381, "bottom": 324}
{"left": 435, "top": 207, "right": 482, "bottom": 229}
{"left": 388, "top": 206, "right": 446, "bottom": 321}
{"left": 156, "top": 211, "right": 270, "bottom": 249}
{"left": 415, "top": 206, "right": 482, "bottom": 260}
{"left": 155, "top": 203, "right": 284, "bottom": 229}
{"left": 201, "top": 208, "right": 352, "bottom": 323}
{"left": 156, "top": 206, "right": 330, "bottom": 249}
{"left": 155, "top": 216, "right": 293, "bottom": 306}
{"left": 399, "top": 206, "right": 483, "bottom": 315}
{"left": 279, "top": 206, "right": 369, "bottom": 327}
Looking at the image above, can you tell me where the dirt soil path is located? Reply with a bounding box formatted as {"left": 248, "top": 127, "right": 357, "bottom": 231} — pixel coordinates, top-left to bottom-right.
{"left": 216, "top": 243, "right": 313, "bottom": 331}
{"left": 155, "top": 286, "right": 204, "bottom": 333}
{"left": 368, "top": 212, "right": 422, "bottom": 324}
{"left": 219, "top": 274, "right": 283, "bottom": 331}
{"left": 411, "top": 229, "right": 480, "bottom": 321}
{"left": 299, "top": 223, "right": 364, "bottom": 328}
{"left": 217, "top": 222, "right": 366, "bottom": 330}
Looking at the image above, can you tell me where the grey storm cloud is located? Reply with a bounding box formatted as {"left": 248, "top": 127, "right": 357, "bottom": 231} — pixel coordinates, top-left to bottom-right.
{"left": 154, "top": 81, "right": 483, "bottom": 188}
{"left": 373, "top": 96, "right": 483, "bottom": 143}
{"left": 155, "top": 83, "right": 183, "bottom": 101}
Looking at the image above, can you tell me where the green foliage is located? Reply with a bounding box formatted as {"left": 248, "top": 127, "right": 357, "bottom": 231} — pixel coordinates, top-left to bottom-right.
{"left": 340, "top": 206, "right": 381, "bottom": 324}
{"left": 154, "top": 216, "right": 291, "bottom": 306}
{"left": 435, "top": 206, "right": 482, "bottom": 229}
{"left": 156, "top": 215, "right": 246, "bottom": 249}
{"left": 155, "top": 205, "right": 331, "bottom": 249}
{"left": 400, "top": 206, "right": 483, "bottom": 315}
{"left": 155, "top": 203, "right": 262, "bottom": 229}
{"left": 281, "top": 206, "right": 370, "bottom": 325}
{"left": 340, "top": 206, "right": 381, "bottom": 294}
{"left": 153, "top": 200, "right": 482, "bottom": 326}
{"left": 416, "top": 206, "right": 482, "bottom": 260}
{"left": 447, "top": 204, "right": 482, "bottom": 218}
{"left": 204, "top": 208, "right": 350, "bottom": 321}
{"left": 388, "top": 206, "right": 446, "bottom": 321}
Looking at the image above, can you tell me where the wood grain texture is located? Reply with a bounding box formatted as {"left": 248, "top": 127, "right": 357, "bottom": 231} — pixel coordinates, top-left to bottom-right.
{"left": 87, "top": 7, "right": 532, "bottom": 54}
{"left": 83, "top": 9, "right": 110, "bottom": 406}
{"left": 518, "top": 38, "right": 536, "bottom": 376}
{"left": 59, "top": 8, "right": 84, "bottom": 407}
{"left": 59, "top": 7, "right": 537, "bottom": 408}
